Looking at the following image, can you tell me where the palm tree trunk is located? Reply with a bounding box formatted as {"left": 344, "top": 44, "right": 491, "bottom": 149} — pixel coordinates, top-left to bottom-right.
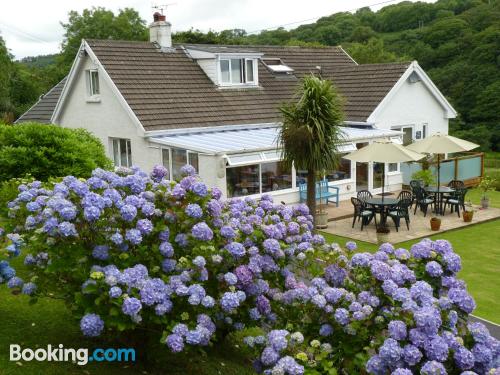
{"left": 307, "top": 168, "right": 316, "bottom": 221}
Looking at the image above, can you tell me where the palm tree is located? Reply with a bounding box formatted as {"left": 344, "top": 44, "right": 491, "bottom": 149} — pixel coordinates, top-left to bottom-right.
{"left": 278, "top": 74, "right": 345, "bottom": 220}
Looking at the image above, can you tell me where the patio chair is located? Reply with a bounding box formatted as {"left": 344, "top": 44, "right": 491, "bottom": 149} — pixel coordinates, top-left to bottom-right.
{"left": 357, "top": 190, "right": 380, "bottom": 215}
{"left": 388, "top": 199, "right": 412, "bottom": 231}
{"left": 357, "top": 190, "right": 372, "bottom": 202}
{"left": 444, "top": 180, "right": 465, "bottom": 200}
{"left": 413, "top": 186, "right": 435, "bottom": 217}
{"left": 409, "top": 180, "right": 424, "bottom": 207}
{"left": 445, "top": 187, "right": 467, "bottom": 217}
{"left": 397, "top": 190, "right": 413, "bottom": 204}
{"left": 351, "top": 197, "right": 376, "bottom": 231}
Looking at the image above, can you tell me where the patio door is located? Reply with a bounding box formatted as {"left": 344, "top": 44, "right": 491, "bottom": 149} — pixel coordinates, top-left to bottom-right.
{"left": 356, "top": 162, "right": 369, "bottom": 191}
{"left": 372, "top": 162, "right": 385, "bottom": 194}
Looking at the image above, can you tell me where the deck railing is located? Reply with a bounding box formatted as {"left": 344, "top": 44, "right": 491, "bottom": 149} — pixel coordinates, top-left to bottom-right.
{"left": 401, "top": 152, "right": 484, "bottom": 187}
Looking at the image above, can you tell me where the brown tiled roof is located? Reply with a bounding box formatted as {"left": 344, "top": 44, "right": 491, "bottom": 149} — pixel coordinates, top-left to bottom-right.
{"left": 15, "top": 77, "right": 67, "bottom": 124}
{"left": 18, "top": 40, "right": 411, "bottom": 130}
{"left": 87, "top": 40, "right": 410, "bottom": 131}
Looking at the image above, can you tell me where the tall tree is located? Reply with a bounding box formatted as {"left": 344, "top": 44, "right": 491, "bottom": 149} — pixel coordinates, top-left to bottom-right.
{"left": 278, "top": 75, "right": 344, "bottom": 220}
{"left": 58, "top": 7, "right": 148, "bottom": 75}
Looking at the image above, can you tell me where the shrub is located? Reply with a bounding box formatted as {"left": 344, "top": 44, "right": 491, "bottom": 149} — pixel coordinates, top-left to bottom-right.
{"left": 412, "top": 169, "right": 435, "bottom": 186}
{"left": 0, "top": 123, "right": 113, "bottom": 182}
{"left": 1, "top": 166, "right": 499, "bottom": 374}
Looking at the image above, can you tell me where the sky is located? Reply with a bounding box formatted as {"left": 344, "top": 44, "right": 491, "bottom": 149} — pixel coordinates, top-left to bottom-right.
{"left": 0, "top": 0, "right": 436, "bottom": 59}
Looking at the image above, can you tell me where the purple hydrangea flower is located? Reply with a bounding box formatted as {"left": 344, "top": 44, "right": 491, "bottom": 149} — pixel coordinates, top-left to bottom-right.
{"left": 92, "top": 245, "right": 109, "bottom": 260}
{"left": 21, "top": 282, "right": 37, "bottom": 295}
{"left": 420, "top": 360, "right": 446, "bottom": 375}
{"left": 425, "top": 261, "right": 443, "bottom": 277}
{"left": 166, "top": 334, "right": 184, "bottom": 352}
{"left": 191, "top": 222, "right": 213, "bottom": 241}
{"left": 80, "top": 313, "right": 104, "bottom": 337}
{"left": 345, "top": 241, "right": 357, "bottom": 251}
{"left": 388, "top": 320, "right": 407, "bottom": 341}
{"left": 122, "top": 297, "right": 142, "bottom": 316}
{"left": 125, "top": 229, "right": 142, "bottom": 245}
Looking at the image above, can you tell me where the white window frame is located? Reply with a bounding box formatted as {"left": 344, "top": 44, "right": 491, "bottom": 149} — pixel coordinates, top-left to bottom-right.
{"left": 225, "top": 158, "right": 294, "bottom": 197}
{"left": 387, "top": 162, "right": 400, "bottom": 174}
{"left": 218, "top": 57, "right": 258, "bottom": 87}
{"left": 110, "top": 138, "right": 132, "bottom": 167}
{"left": 391, "top": 125, "right": 414, "bottom": 146}
{"left": 86, "top": 69, "right": 100, "bottom": 101}
{"left": 160, "top": 147, "right": 199, "bottom": 180}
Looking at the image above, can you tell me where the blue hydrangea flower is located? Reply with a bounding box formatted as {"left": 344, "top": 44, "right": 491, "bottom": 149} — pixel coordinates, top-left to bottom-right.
{"left": 122, "top": 297, "right": 142, "bottom": 316}
{"left": 80, "top": 313, "right": 104, "bottom": 337}
{"left": 191, "top": 222, "right": 213, "bottom": 241}
{"left": 166, "top": 334, "right": 184, "bottom": 352}
{"left": 185, "top": 203, "right": 203, "bottom": 218}
{"left": 92, "top": 245, "right": 109, "bottom": 260}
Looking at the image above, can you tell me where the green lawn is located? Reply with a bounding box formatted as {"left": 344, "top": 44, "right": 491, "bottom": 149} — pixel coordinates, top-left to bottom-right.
{"left": 466, "top": 187, "right": 500, "bottom": 208}
{"left": 321, "top": 219, "right": 500, "bottom": 324}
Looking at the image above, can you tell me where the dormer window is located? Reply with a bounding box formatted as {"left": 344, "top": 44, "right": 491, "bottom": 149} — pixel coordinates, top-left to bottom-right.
{"left": 219, "top": 58, "right": 257, "bottom": 86}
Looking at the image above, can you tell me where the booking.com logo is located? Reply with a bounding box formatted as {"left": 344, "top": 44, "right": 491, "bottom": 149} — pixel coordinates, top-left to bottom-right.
{"left": 10, "top": 344, "right": 136, "bottom": 366}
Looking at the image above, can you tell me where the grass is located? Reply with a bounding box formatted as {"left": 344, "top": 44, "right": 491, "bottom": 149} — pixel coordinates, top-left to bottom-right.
{"left": 465, "top": 188, "right": 500, "bottom": 208}
{"left": 321, "top": 219, "right": 500, "bottom": 324}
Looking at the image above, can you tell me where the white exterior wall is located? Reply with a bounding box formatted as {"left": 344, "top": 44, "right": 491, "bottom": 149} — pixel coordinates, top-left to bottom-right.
{"left": 370, "top": 77, "right": 449, "bottom": 138}
{"left": 57, "top": 56, "right": 162, "bottom": 171}
{"left": 197, "top": 59, "right": 217, "bottom": 83}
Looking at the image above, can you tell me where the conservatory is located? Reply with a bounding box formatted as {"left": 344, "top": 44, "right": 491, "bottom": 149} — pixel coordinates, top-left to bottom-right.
{"left": 148, "top": 124, "right": 403, "bottom": 203}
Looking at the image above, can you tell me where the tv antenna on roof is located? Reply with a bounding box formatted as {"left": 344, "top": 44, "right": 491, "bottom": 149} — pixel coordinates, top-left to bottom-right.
{"left": 152, "top": 2, "right": 177, "bottom": 15}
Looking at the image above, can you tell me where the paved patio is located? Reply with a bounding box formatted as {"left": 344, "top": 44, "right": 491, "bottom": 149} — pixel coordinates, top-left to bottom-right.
{"left": 321, "top": 198, "right": 500, "bottom": 244}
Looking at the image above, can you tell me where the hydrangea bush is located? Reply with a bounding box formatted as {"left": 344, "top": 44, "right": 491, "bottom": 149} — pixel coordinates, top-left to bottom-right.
{"left": 1, "top": 165, "right": 499, "bottom": 375}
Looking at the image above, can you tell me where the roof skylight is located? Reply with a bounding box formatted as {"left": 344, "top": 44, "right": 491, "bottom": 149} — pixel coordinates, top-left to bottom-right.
{"left": 261, "top": 58, "right": 294, "bottom": 74}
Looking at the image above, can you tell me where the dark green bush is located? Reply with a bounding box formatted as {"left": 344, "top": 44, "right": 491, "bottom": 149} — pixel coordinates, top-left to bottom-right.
{"left": 0, "top": 123, "right": 113, "bottom": 182}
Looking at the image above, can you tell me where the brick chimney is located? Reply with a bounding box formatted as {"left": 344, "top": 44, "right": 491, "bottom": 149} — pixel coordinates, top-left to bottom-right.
{"left": 150, "top": 12, "right": 172, "bottom": 50}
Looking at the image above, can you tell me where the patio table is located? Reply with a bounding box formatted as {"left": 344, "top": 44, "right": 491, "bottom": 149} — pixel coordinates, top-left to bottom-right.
{"left": 425, "top": 186, "right": 454, "bottom": 216}
{"left": 365, "top": 197, "right": 399, "bottom": 227}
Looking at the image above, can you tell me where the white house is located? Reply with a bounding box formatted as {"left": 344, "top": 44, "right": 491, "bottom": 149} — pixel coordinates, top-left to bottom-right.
{"left": 17, "top": 12, "right": 457, "bottom": 203}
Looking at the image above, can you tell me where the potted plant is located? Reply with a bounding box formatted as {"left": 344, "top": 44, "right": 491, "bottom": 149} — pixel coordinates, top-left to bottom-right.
{"left": 463, "top": 200, "right": 474, "bottom": 222}
{"left": 478, "top": 176, "right": 495, "bottom": 209}
{"left": 430, "top": 217, "right": 441, "bottom": 231}
{"left": 376, "top": 225, "right": 390, "bottom": 244}
{"left": 315, "top": 203, "right": 329, "bottom": 229}
{"left": 411, "top": 169, "right": 435, "bottom": 187}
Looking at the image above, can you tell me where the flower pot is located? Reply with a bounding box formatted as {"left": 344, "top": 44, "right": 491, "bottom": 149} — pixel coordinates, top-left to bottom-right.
{"left": 481, "top": 196, "right": 490, "bottom": 209}
{"left": 463, "top": 210, "right": 474, "bottom": 222}
{"left": 430, "top": 217, "right": 441, "bottom": 231}
{"left": 315, "top": 211, "right": 329, "bottom": 229}
{"left": 376, "top": 226, "right": 390, "bottom": 245}
{"left": 376, "top": 232, "right": 390, "bottom": 245}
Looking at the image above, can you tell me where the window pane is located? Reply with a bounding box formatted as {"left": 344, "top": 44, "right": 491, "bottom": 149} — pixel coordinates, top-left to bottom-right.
{"left": 161, "top": 149, "right": 171, "bottom": 180}
{"left": 373, "top": 162, "right": 384, "bottom": 189}
{"left": 91, "top": 71, "right": 99, "bottom": 95}
{"left": 188, "top": 152, "right": 199, "bottom": 172}
{"left": 220, "top": 60, "right": 230, "bottom": 83}
{"left": 246, "top": 59, "right": 254, "bottom": 82}
{"left": 388, "top": 163, "right": 398, "bottom": 172}
{"left": 326, "top": 158, "right": 351, "bottom": 181}
{"left": 172, "top": 148, "right": 187, "bottom": 180}
{"left": 296, "top": 170, "right": 308, "bottom": 187}
{"left": 120, "top": 139, "right": 128, "bottom": 167}
{"left": 112, "top": 139, "right": 120, "bottom": 166}
{"left": 126, "top": 140, "right": 132, "bottom": 166}
{"left": 261, "top": 162, "right": 292, "bottom": 192}
{"left": 226, "top": 165, "right": 259, "bottom": 197}
{"left": 422, "top": 124, "right": 427, "bottom": 139}
{"left": 231, "top": 59, "right": 242, "bottom": 84}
